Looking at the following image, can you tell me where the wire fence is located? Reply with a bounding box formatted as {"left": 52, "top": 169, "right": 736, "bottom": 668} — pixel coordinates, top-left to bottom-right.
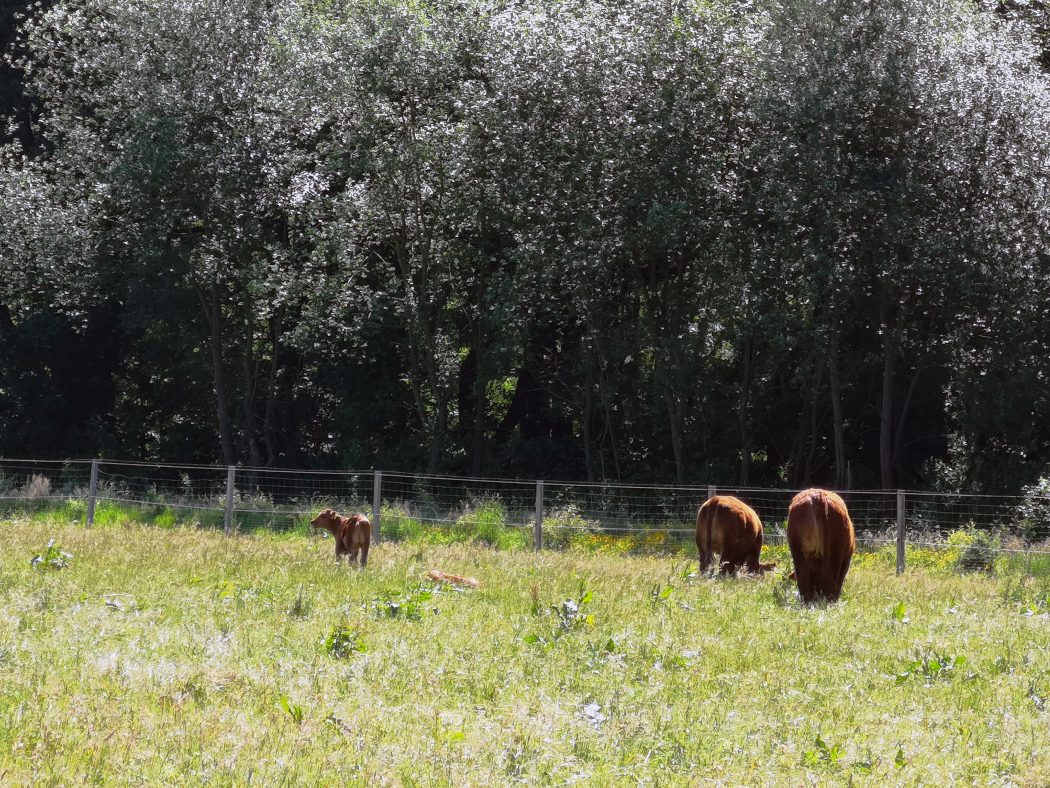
{"left": 2, "top": 458, "right": 1049, "bottom": 573}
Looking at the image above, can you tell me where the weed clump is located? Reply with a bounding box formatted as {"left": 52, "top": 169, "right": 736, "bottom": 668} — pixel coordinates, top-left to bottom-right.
{"left": 31, "top": 539, "right": 72, "bottom": 570}
{"left": 947, "top": 526, "right": 1000, "bottom": 573}
{"left": 324, "top": 623, "right": 366, "bottom": 658}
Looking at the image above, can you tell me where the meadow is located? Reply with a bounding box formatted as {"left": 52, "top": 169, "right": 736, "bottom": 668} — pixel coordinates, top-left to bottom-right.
{"left": 0, "top": 516, "right": 1048, "bottom": 785}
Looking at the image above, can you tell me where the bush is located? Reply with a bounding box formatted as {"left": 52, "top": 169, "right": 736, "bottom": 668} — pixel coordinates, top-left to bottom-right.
{"left": 543, "top": 504, "right": 600, "bottom": 548}
{"left": 947, "top": 525, "right": 1001, "bottom": 573}
{"left": 154, "top": 508, "right": 178, "bottom": 528}
{"left": 457, "top": 500, "right": 508, "bottom": 546}
{"left": 1017, "top": 477, "right": 1050, "bottom": 544}
{"left": 382, "top": 503, "right": 425, "bottom": 542}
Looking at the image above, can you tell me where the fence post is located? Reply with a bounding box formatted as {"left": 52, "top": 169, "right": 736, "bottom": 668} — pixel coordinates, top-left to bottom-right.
{"left": 707, "top": 485, "right": 716, "bottom": 501}
{"left": 372, "top": 471, "right": 382, "bottom": 543}
{"left": 534, "top": 480, "right": 544, "bottom": 551}
{"left": 86, "top": 459, "right": 99, "bottom": 527}
{"left": 224, "top": 466, "right": 236, "bottom": 537}
{"left": 896, "top": 489, "right": 906, "bottom": 575}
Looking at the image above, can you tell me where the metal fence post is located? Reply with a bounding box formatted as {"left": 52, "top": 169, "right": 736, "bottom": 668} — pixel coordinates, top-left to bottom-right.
{"left": 707, "top": 485, "right": 716, "bottom": 501}
{"left": 534, "top": 480, "right": 544, "bottom": 551}
{"left": 896, "top": 489, "right": 906, "bottom": 575}
{"left": 86, "top": 459, "right": 99, "bottom": 527}
{"left": 372, "top": 471, "right": 382, "bottom": 543}
{"left": 224, "top": 466, "right": 236, "bottom": 536}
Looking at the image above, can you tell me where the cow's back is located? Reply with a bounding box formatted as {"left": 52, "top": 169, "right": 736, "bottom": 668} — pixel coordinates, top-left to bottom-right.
{"left": 696, "top": 495, "right": 764, "bottom": 572}
{"left": 787, "top": 489, "right": 855, "bottom": 602}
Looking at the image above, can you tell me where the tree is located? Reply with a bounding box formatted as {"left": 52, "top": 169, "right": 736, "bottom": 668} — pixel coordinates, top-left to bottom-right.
{"left": 3, "top": 0, "right": 332, "bottom": 464}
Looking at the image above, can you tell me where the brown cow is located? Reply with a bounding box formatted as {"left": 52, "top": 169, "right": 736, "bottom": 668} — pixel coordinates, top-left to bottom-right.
{"left": 696, "top": 495, "right": 776, "bottom": 575}
{"left": 786, "top": 488, "right": 855, "bottom": 603}
{"left": 311, "top": 508, "right": 371, "bottom": 567}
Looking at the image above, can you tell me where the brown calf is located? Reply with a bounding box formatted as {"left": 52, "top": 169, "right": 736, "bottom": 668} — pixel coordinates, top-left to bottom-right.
{"left": 311, "top": 508, "right": 372, "bottom": 567}
{"left": 786, "top": 488, "right": 855, "bottom": 603}
{"left": 695, "top": 495, "right": 776, "bottom": 575}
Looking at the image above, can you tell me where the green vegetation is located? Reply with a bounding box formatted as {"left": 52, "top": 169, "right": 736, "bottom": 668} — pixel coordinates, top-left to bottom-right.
{"left": 0, "top": 516, "right": 1046, "bottom": 783}
{"left": 3, "top": 0, "right": 1050, "bottom": 493}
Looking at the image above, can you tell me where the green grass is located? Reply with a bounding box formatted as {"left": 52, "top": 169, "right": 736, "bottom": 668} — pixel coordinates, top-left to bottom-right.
{"left": 0, "top": 517, "right": 1047, "bottom": 784}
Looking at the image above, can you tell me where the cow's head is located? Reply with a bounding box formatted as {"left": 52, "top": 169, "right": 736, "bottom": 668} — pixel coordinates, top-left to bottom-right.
{"left": 310, "top": 508, "right": 340, "bottom": 534}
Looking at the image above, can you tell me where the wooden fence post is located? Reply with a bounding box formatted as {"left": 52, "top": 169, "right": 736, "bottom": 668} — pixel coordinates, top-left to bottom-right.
{"left": 896, "top": 490, "right": 906, "bottom": 575}
{"left": 86, "top": 459, "right": 99, "bottom": 527}
{"left": 224, "top": 466, "right": 236, "bottom": 536}
{"left": 707, "top": 485, "right": 716, "bottom": 501}
{"left": 372, "top": 471, "right": 382, "bottom": 543}
{"left": 534, "top": 481, "right": 544, "bottom": 551}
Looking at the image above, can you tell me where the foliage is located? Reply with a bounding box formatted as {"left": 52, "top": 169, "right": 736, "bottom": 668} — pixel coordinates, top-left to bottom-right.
{"left": 29, "top": 537, "right": 71, "bottom": 569}
{"left": 1, "top": 0, "right": 1050, "bottom": 494}
{"left": 0, "top": 517, "right": 1047, "bottom": 782}
{"left": 947, "top": 526, "right": 1002, "bottom": 572}
{"left": 323, "top": 622, "right": 366, "bottom": 658}
{"left": 1017, "top": 477, "right": 1050, "bottom": 543}
{"left": 542, "top": 504, "right": 601, "bottom": 548}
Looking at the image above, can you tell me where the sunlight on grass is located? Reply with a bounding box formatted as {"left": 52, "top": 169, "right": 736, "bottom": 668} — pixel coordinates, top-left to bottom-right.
{"left": 0, "top": 516, "right": 1046, "bottom": 783}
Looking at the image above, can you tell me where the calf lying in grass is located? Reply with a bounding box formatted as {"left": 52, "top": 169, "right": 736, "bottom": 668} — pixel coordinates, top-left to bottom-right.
{"left": 311, "top": 508, "right": 371, "bottom": 567}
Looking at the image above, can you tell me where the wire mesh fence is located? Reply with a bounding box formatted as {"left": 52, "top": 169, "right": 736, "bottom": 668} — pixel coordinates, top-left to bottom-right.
{"left": 2, "top": 458, "right": 1049, "bottom": 573}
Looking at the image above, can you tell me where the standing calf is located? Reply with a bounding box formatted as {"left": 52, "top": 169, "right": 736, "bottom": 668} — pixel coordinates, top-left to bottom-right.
{"left": 311, "top": 508, "right": 371, "bottom": 567}
{"left": 786, "top": 488, "right": 855, "bottom": 603}
{"left": 696, "top": 495, "right": 776, "bottom": 575}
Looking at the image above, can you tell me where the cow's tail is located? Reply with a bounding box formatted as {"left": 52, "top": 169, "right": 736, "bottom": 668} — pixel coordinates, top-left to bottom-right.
{"left": 697, "top": 500, "right": 713, "bottom": 571}
{"left": 815, "top": 490, "right": 838, "bottom": 589}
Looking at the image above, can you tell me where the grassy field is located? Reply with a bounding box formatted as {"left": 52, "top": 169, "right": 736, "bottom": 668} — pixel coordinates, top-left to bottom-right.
{"left": 0, "top": 518, "right": 1048, "bottom": 785}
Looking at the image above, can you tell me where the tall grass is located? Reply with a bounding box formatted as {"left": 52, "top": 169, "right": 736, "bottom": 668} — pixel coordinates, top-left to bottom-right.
{"left": 0, "top": 516, "right": 1046, "bottom": 783}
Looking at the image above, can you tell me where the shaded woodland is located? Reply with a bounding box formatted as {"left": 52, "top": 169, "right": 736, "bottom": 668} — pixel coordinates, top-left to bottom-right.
{"left": 1, "top": 0, "right": 1049, "bottom": 492}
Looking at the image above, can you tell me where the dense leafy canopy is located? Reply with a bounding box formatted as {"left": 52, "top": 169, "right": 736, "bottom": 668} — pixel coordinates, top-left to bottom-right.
{"left": 1, "top": 0, "right": 1049, "bottom": 491}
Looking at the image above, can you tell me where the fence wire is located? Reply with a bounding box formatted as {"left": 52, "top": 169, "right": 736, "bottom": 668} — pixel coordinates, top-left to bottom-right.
{"left": 2, "top": 459, "right": 1049, "bottom": 568}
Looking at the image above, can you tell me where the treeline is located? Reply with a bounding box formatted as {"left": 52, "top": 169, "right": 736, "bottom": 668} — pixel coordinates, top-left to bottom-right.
{"left": 1, "top": 0, "right": 1049, "bottom": 491}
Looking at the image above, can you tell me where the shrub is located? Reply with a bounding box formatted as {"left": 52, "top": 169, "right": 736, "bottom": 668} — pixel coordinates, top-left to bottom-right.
{"left": 63, "top": 498, "right": 87, "bottom": 522}
{"left": 153, "top": 508, "right": 178, "bottom": 528}
{"left": 1017, "top": 477, "right": 1050, "bottom": 544}
{"left": 543, "top": 504, "right": 600, "bottom": 548}
{"left": 31, "top": 539, "right": 73, "bottom": 570}
{"left": 21, "top": 475, "right": 52, "bottom": 500}
{"left": 453, "top": 500, "right": 528, "bottom": 550}
{"left": 947, "top": 525, "right": 1001, "bottom": 573}
{"left": 382, "top": 503, "right": 425, "bottom": 542}
{"left": 324, "top": 623, "right": 366, "bottom": 658}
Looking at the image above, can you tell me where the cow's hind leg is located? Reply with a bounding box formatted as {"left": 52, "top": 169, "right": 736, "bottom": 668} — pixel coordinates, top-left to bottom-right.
{"left": 744, "top": 543, "right": 764, "bottom": 574}
{"left": 794, "top": 565, "right": 818, "bottom": 605}
{"left": 829, "top": 554, "right": 852, "bottom": 602}
{"left": 358, "top": 543, "right": 369, "bottom": 568}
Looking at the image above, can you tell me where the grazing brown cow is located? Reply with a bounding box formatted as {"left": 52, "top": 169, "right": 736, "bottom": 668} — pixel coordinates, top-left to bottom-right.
{"left": 786, "top": 488, "right": 855, "bottom": 603}
{"left": 696, "top": 495, "right": 776, "bottom": 575}
{"left": 311, "top": 508, "right": 371, "bottom": 567}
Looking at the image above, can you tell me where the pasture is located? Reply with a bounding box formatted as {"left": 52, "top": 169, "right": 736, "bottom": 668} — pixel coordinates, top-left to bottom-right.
{"left": 0, "top": 517, "right": 1047, "bottom": 784}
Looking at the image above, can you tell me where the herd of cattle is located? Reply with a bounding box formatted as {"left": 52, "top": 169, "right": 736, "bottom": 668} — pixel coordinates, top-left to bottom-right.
{"left": 311, "top": 487, "right": 857, "bottom": 605}
{"left": 696, "top": 488, "right": 856, "bottom": 603}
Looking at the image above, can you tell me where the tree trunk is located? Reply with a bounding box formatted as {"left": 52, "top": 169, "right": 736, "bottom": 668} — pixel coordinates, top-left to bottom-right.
{"left": 665, "top": 387, "right": 686, "bottom": 486}
{"left": 428, "top": 398, "right": 447, "bottom": 473}
{"left": 802, "top": 368, "right": 822, "bottom": 484}
{"left": 198, "top": 285, "right": 235, "bottom": 466}
{"left": 893, "top": 364, "right": 922, "bottom": 485}
{"left": 470, "top": 349, "right": 487, "bottom": 477}
{"left": 582, "top": 380, "right": 595, "bottom": 482}
{"left": 262, "top": 309, "right": 281, "bottom": 466}
{"left": 828, "top": 323, "right": 847, "bottom": 489}
{"left": 738, "top": 335, "right": 753, "bottom": 486}
{"left": 879, "top": 305, "right": 898, "bottom": 489}
{"left": 241, "top": 331, "right": 263, "bottom": 469}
